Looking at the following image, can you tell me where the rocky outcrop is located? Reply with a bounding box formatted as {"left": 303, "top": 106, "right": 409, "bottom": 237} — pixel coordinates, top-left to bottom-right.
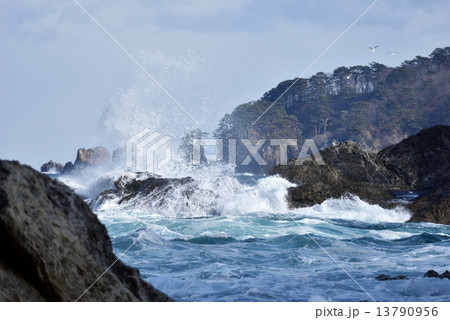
{"left": 0, "top": 160, "right": 172, "bottom": 302}
{"left": 97, "top": 173, "right": 193, "bottom": 206}
{"left": 74, "top": 146, "right": 110, "bottom": 168}
{"left": 270, "top": 141, "right": 408, "bottom": 208}
{"left": 90, "top": 173, "right": 220, "bottom": 218}
{"left": 270, "top": 125, "right": 450, "bottom": 224}
{"left": 379, "top": 125, "right": 450, "bottom": 224}
{"left": 58, "top": 146, "right": 111, "bottom": 174}
{"left": 63, "top": 161, "right": 75, "bottom": 174}
{"left": 40, "top": 160, "right": 64, "bottom": 173}
{"left": 424, "top": 270, "right": 450, "bottom": 280}
{"left": 407, "top": 190, "right": 450, "bottom": 224}
{"left": 378, "top": 125, "right": 450, "bottom": 189}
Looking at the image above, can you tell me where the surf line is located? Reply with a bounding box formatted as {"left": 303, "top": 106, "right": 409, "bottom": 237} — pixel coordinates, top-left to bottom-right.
{"left": 252, "top": 177, "right": 377, "bottom": 302}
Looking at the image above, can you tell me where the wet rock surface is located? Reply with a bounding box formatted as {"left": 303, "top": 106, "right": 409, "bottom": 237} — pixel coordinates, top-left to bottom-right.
{"left": 0, "top": 160, "right": 172, "bottom": 302}
{"left": 270, "top": 125, "right": 450, "bottom": 224}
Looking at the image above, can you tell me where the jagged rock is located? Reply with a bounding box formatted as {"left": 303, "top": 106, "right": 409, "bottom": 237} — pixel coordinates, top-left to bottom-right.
{"left": 424, "top": 270, "right": 450, "bottom": 280}
{"left": 74, "top": 146, "right": 110, "bottom": 168}
{"left": 40, "top": 160, "right": 64, "bottom": 173}
{"left": 0, "top": 160, "right": 172, "bottom": 302}
{"left": 90, "top": 173, "right": 223, "bottom": 218}
{"left": 378, "top": 125, "right": 450, "bottom": 189}
{"left": 270, "top": 125, "right": 450, "bottom": 224}
{"left": 101, "top": 173, "right": 194, "bottom": 204}
{"left": 407, "top": 189, "right": 450, "bottom": 224}
{"left": 424, "top": 270, "right": 441, "bottom": 278}
{"left": 62, "top": 161, "right": 75, "bottom": 174}
{"left": 380, "top": 125, "right": 450, "bottom": 224}
{"left": 270, "top": 141, "right": 407, "bottom": 207}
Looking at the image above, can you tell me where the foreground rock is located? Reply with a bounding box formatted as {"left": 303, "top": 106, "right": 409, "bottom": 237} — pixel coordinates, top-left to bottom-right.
{"left": 270, "top": 125, "right": 450, "bottom": 224}
{"left": 0, "top": 160, "right": 172, "bottom": 302}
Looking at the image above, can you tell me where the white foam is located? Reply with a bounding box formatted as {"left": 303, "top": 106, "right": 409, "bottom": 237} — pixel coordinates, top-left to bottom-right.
{"left": 87, "top": 166, "right": 412, "bottom": 226}
{"left": 293, "top": 196, "right": 411, "bottom": 223}
{"left": 216, "top": 175, "right": 296, "bottom": 215}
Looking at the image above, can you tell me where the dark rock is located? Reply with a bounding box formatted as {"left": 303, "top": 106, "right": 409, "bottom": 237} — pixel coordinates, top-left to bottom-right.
{"left": 424, "top": 270, "right": 450, "bottom": 280}
{"left": 0, "top": 263, "right": 45, "bottom": 301}
{"left": 424, "top": 270, "right": 441, "bottom": 278}
{"left": 40, "top": 160, "right": 64, "bottom": 173}
{"left": 270, "top": 125, "right": 450, "bottom": 224}
{"left": 90, "top": 173, "right": 220, "bottom": 218}
{"left": 0, "top": 160, "right": 172, "bottom": 302}
{"left": 270, "top": 141, "right": 407, "bottom": 208}
{"left": 376, "top": 274, "right": 408, "bottom": 281}
{"left": 74, "top": 146, "right": 110, "bottom": 168}
{"left": 407, "top": 189, "right": 450, "bottom": 224}
{"left": 379, "top": 125, "right": 450, "bottom": 224}
{"left": 378, "top": 125, "right": 450, "bottom": 189}
{"left": 108, "top": 173, "right": 194, "bottom": 204}
{"left": 62, "top": 161, "right": 75, "bottom": 174}
{"left": 375, "top": 274, "right": 391, "bottom": 281}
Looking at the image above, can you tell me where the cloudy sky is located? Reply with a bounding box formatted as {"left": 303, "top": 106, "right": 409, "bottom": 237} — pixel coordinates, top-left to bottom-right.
{"left": 1, "top": 0, "right": 449, "bottom": 169}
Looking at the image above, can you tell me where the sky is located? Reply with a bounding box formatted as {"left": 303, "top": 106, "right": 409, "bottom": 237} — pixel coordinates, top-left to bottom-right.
{"left": 1, "top": 0, "right": 449, "bottom": 169}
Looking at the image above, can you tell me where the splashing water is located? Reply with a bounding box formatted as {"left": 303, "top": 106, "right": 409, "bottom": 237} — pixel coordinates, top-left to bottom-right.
{"left": 94, "top": 50, "right": 221, "bottom": 151}
{"left": 81, "top": 168, "right": 450, "bottom": 302}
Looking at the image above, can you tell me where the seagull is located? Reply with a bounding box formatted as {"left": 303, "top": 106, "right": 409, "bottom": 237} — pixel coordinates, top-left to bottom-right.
{"left": 369, "top": 46, "right": 379, "bottom": 52}
{"left": 387, "top": 51, "right": 398, "bottom": 55}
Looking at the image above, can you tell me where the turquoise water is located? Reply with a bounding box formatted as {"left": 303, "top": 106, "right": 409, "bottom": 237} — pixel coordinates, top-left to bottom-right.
{"left": 91, "top": 174, "right": 450, "bottom": 302}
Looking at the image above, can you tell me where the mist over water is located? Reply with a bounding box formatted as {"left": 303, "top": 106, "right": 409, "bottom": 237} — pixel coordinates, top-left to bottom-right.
{"left": 94, "top": 50, "right": 222, "bottom": 153}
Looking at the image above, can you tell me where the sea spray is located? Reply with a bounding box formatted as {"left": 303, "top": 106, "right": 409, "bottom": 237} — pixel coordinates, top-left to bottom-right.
{"left": 61, "top": 169, "right": 450, "bottom": 302}
{"left": 294, "top": 196, "right": 411, "bottom": 223}
{"left": 94, "top": 50, "right": 219, "bottom": 152}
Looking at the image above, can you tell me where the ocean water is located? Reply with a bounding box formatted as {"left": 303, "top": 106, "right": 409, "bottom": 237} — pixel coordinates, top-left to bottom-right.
{"left": 79, "top": 171, "right": 450, "bottom": 302}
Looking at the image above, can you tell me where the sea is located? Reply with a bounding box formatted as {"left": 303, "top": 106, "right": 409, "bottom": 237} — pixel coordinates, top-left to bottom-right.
{"left": 58, "top": 167, "right": 450, "bottom": 302}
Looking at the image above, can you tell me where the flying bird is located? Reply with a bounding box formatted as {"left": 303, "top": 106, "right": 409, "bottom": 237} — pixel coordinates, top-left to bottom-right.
{"left": 387, "top": 51, "right": 399, "bottom": 55}
{"left": 369, "top": 46, "right": 379, "bottom": 52}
